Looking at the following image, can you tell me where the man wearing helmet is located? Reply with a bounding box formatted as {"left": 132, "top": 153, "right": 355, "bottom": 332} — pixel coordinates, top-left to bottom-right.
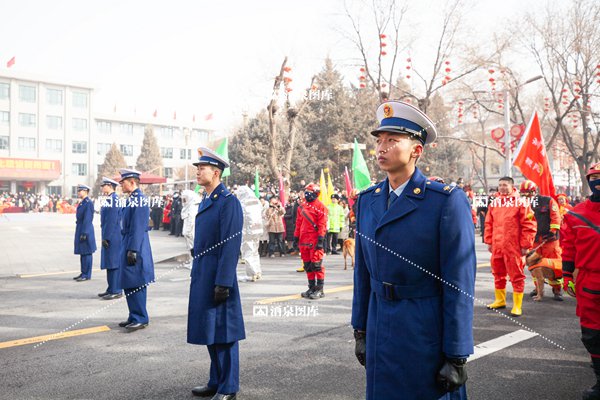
{"left": 519, "top": 180, "right": 564, "bottom": 301}
{"left": 293, "top": 183, "right": 328, "bottom": 299}
{"left": 560, "top": 162, "right": 600, "bottom": 400}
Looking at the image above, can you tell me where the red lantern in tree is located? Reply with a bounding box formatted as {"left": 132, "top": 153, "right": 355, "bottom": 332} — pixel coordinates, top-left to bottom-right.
{"left": 445, "top": 67, "right": 451, "bottom": 73}
{"left": 359, "top": 76, "right": 366, "bottom": 81}
{"left": 488, "top": 69, "right": 495, "bottom": 74}
{"left": 382, "top": 83, "right": 387, "bottom": 88}
{"left": 445, "top": 60, "right": 450, "bottom": 65}
{"left": 406, "top": 58, "right": 412, "bottom": 62}
{"left": 406, "top": 65, "right": 411, "bottom": 70}
{"left": 489, "top": 78, "right": 495, "bottom": 82}
{"left": 381, "top": 42, "right": 387, "bottom": 47}
{"left": 381, "top": 51, "right": 387, "bottom": 56}
{"left": 380, "top": 34, "right": 387, "bottom": 39}
{"left": 284, "top": 66, "right": 291, "bottom": 72}
{"left": 445, "top": 76, "right": 451, "bottom": 81}
{"left": 359, "top": 83, "right": 366, "bottom": 88}
{"left": 360, "top": 67, "right": 365, "bottom": 72}
{"left": 406, "top": 75, "right": 411, "bottom": 79}
{"left": 442, "top": 80, "right": 447, "bottom": 86}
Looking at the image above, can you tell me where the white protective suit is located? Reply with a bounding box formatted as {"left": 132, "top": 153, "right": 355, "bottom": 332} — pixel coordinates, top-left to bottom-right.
{"left": 181, "top": 189, "right": 201, "bottom": 251}
{"left": 235, "top": 185, "right": 264, "bottom": 281}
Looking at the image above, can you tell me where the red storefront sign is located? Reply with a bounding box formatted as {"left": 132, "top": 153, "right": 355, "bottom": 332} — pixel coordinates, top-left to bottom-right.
{"left": 0, "top": 158, "right": 61, "bottom": 180}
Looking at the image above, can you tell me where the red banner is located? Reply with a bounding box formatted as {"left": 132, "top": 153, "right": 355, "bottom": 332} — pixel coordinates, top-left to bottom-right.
{"left": 513, "top": 112, "right": 556, "bottom": 198}
{"left": 0, "top": 158, "right": 61, "bottom": 180}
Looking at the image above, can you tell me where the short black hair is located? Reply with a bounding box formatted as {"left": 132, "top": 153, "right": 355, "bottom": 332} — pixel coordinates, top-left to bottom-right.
{"left": 499, "top": 176, "right": 514, "bottom": 185}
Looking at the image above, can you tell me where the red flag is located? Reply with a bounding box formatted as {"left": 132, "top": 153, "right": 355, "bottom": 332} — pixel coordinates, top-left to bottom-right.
{"left": 6, "top": 56, "right": 15, "bottom": 68}
{"left": 513, "top": 111, "right": 556, "bottom": 198}
{"left": 344, "top": 166, "right": 355, "bottom": 209}
{"left": 153, "top": 109, "right": 157, "bottom": 118}
{"left": 205, "top": 113, "right": 213, "bottom": 121}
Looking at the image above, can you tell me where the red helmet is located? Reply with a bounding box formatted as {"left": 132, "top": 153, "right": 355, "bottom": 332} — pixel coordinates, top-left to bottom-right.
{"left": 586, "top": 162, "right": 600, "bottom": 179}
{"left": 304, "top": 183, "right": 320, "bottom": 193}
{"left": 519, "top": 180, "right": 537, "bottom": 194}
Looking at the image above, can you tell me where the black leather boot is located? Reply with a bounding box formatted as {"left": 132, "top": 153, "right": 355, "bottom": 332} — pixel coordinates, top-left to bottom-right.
{"left": 309, "top": 279, "right": 325, "bottom": 299}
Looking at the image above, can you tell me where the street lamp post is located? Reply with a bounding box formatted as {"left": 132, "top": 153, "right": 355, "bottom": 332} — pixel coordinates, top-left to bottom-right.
{"left": 502, "top": 75, "right": 543, "bottom": 177}
{"left": 184, "top": 128, "right": 190, "bottom": 190}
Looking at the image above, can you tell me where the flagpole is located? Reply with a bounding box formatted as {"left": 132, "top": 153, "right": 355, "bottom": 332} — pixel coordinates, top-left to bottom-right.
{"left": 503, "top": 89, "right": 512, "bottom": 177}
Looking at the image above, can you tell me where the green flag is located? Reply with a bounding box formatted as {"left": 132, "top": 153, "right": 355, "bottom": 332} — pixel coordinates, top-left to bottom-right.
{"left": 215, "top": 137, "right": 230, "bottom": 178}
{"left": 254, "top": 168, "right": 260, "bottom": 198}
{"left": 194, "top": 184, "right": 202, "bottom": 193}
{"left": 352, "top": 138, "right": 371, "bottom": 191}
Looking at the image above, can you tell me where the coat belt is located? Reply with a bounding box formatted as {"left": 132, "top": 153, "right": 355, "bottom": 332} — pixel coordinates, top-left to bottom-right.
{"left": 370, "top": 277, "right": 441, "bottom": 300}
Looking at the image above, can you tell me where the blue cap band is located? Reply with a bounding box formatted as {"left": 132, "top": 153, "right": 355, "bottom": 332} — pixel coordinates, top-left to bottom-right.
{"left": 195, "top": 156, "right": 225, "bottom": 170}
{"left": 380, "top": 117, "right": 426, "bottom": 135}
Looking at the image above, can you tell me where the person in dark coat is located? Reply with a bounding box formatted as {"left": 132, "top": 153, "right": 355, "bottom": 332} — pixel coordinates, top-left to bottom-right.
{"left": 188, "top": 147, "right": 244, "bottom": 400}
{"left": 97, "top": 177, "right": 123, "bottom": 300}
{"left": 73, "top": 184, "right": 96, "bottom": 282}
{"left": 170, "top": 193, "right": 183, "bottom": 237}
{"left": 352, "top": 101, "right": 476, "bottom": 400}
{"left": 118, "top": 169, "right": 155, "bottom": 332}
{"left": 283, "top": 193, "right": 299, "bottom": 252}
{"left": 151, "top": 196, "right": 163, "bottom": 230}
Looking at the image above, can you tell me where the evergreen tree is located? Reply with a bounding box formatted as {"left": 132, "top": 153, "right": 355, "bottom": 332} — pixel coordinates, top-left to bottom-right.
{"left": 93, "top": 143, "right": 127, "bottom": 197}
{"left": 136, "top": 125, "right": 163, "bottom": 173}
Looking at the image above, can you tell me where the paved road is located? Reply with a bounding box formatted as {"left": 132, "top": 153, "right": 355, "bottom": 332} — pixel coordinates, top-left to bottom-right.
{"left": 0, "top": 213, "right": 593, "bottom": 399}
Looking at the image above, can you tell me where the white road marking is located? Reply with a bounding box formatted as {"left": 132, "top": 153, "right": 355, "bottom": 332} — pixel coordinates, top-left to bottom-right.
{"left": 169, "top": 277, "right": 191, "bottom": 282}
{"left": 469, "top": 329, "right": 539, "bottom": 362}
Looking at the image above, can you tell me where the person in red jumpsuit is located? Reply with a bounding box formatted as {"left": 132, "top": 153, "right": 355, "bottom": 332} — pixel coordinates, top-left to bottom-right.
{"left": 294, "top": 183, "right": 328, "bottom": 300}
{"left": 519, "top": 180, "right": 564, "bottom": 301}
{"left": 560, "top": 162, "right": 600, "bottom": 400}
{"left": 484, "top": 176, "right": 537, "bottom": 316}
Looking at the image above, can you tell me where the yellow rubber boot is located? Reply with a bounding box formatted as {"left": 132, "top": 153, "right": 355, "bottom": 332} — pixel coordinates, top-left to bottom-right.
{"left": 511, "top": 292, "right": 524, "bottom": 317}
{"left": 487, "top": 289, "right": 507, "bottom": 309}
{"left": 296, "top": 265, "right": 305, "bottom": 273}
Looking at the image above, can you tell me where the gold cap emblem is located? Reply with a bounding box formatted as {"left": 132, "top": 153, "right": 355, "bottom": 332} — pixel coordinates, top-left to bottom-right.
{"left": 383, "top": 104, "right": 394, "bottom": 118}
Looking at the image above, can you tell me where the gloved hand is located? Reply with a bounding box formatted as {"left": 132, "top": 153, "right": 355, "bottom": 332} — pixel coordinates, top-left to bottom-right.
{"left": 436, "top": 358, "right": 468, "bottom": 393}
{"left": 316, "top": 236, "right": 325, "bottom": 250}
{"left": 563, "top": 272, "right": 576, "bottom": 297}
{"left": 541, "top": 229, "right": 558, "bottom": 241}
{"left": 102, "top": 240, "right": 109, "bottom": 249}
{"left": 190, "top": 249, "right": 194, "bottom": 257}
{"left": 79, "top": 234, "right": 87, "bottom": 242}
{"left": 126, "top": 250, "right": 137, "bottom": 266}
{"left": 214, "top": 286, "right": 230, "bottom": 304}
{"left": 293, "top": 237, "right": 299, "bottom": 250}
{"left": 354, "top": 330, "right": 366, "bottom": 367}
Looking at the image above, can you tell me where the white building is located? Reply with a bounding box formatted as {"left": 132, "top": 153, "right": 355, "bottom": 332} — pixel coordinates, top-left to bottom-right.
{"left": 0, "top": 71, "right": 213, "bottom": 197}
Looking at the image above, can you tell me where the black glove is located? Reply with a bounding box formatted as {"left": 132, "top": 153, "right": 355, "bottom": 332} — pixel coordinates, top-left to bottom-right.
{"left": 293, "top": 237, "right": 299, "bottom": 249}
{"left": 190, "top": 249, "right": 194, "bottom": 257}
{"left": 316, "top": 236, "right": 325, "bottom": 250}
{"left": 79, "top": 234, "right": 87, "bottom": 242}
{"left": 126, "top": 250, "right": 137, "bottom": 266}
{"left": 354, "top": 330, "right": 366, "bottom": 367}
{"left": 102, "top": 240, "right": 109, "bottom": 249}
{"left": 436, "top": 358, "right": 468, "bottom": 393}
{"left": 214, "top": 285, "right": 230, "bottom": 304}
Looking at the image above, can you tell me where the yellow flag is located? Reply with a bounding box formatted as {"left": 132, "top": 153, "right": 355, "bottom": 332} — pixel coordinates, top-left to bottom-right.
{"left": 326, "top": 172, "right": 334, "bottom": 207}
{"left": 319, "top": 169, "right": 328, "bottom": 205}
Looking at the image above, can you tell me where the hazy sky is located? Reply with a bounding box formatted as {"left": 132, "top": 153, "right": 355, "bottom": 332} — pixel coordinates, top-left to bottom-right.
{"left": 0, "top": 0, "right": 554, "bottom": 133}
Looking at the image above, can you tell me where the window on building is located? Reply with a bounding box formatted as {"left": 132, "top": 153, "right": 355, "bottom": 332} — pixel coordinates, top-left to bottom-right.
{"left": 121, "top": 123, "right": 133, "bottom": 135}
{"left": 163, "top": 167, "right": 173, "bottom": 178}
{"left": 0, "top": 136, "right": 8, "bottom": 150}
{"left": 47, "top": 186, "right": 62, "bottom": 196}
{"left": 19, "top": 85, "right": 36, "bottom": 103}
{"left": 161, "top": 147, "right": 173, "bottom": 159}
{"left": 0, "top": 111, "right": 8, "bottom": 125}
{"left": 72, "top": 92, "right": 88, "bottom": 108}
{"left": 72, "top": 163, "right": 87, "bottom": 176}
{"left": 97, "top": 143, "right": 111, "bottom": 156}
{"left": 19, "top": 113, "right": 36, "bottom": 127}
{"left": 179, "top": 148, "right": 187, "bottom": 159}
{"left": 18, "top": 137, "right": 36, "bottom": 151}
{"left": 72, "top": 141, "right": 87, "bottom": 154}
{"left": 71, "top": 186, "right": 79, "bottom": 198}
{"left": 161, "top": 127, "right": 173, "bottom": 138}
{"left": 46, "top": 115, "right": 63, "bottom": 130}
{"left": 73, "top": 118, "right": 88, "bottom": 131}
{"left": 45, "top": 139, "right": 62, "bottom": 152}
{"left": 46, "top": 88, "right": 63, "bottom": 105}
{"left": 187, "top": 149, "right": 192, "bottom": 160}
{"left": 120, "top": 144, "right": 133, "bottom": 156}
{"left": 0, "top": 82, "right": 9, "bottom": 100}
{"left": 97, "top": 121, "right": 111, "bottom": 134}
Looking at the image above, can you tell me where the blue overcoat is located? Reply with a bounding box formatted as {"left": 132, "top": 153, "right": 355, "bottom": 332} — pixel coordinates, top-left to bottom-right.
{"left": 74, "top": 197, "right": 97, "bottom": 255}
{"left": 120, "top": 188, "right": 154, "bottom": 289}
{"left": 100, "top": 192, "right": 122, "bottom": 270}
{"left": 187, "top": 183, "right": 245, "bottom": 346}
{"left": 351, "top": 168, "right": 476, "bottom": 400}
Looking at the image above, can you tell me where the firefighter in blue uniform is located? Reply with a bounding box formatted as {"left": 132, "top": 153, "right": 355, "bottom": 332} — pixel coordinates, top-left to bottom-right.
{"left": 118, "top": 169, "right": 155, "bottom": 332}
{"left": 188, "top": 147, "right": 244, "bottom": 400}
{"left": 351, "top": 100, "right": 476, "bottom": 400}
{"left": 73, "top": 184, "right": 96, "bottom": 282}
{"left": 97, "top": 177, "right": 123, "bottom": 300}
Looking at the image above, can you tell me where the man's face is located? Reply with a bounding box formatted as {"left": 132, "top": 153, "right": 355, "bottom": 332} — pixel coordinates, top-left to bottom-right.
{"left": 101, "top": 184, "right": 112, "bottom": 195}
{"left": 121, "top": 178, "right": 135, "bottom": 194}
{"left": 196, "top": 165, "right": 216, "bottom": 186}
{"left": 558, "top": 197, "right": 567, "bottom": 205}
{"left": 77, "top": 189, "right": 87, "bottom": 199}
{"left": 332, "top": 197, "right": 338, "bottom": 204}
{"left": 498, "top": 180, "right": 513, "bottom": 195}
{"left": 375, "top": 132, "right": 421, "bottom": 173}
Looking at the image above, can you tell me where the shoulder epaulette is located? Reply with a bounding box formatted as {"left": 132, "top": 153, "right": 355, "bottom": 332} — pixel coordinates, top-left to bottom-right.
{"left": 425, "top": 180, "right": 455, "bottom": 195}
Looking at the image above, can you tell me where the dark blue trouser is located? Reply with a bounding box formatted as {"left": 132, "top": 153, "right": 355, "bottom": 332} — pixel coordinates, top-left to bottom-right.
{"left": 106, "top": 268, "right": 122, "bottom": 294}
{"left": 80, "top": 254, "right": 92, "bottom": 279}
{"left": 207, "top": 342, "right": 239, "bottom": 395}
{"left": 124, "top": 286, "right": 148, "bottom": 324}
